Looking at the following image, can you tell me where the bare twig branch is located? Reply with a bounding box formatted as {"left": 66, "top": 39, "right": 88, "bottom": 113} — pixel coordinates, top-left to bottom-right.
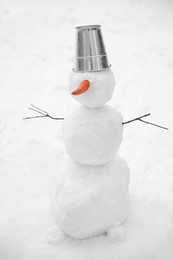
{"left": 28, "top": 107, "right": 46, "bottom": 116}
{"left": 30, "top": 104, "right": 48, "bottom": 115}
{"left": 139, "top": 119, "right": 169, "bottom": 130}
{"left": 23, "top": 105, "right": 168, "bottom": 130}
{"left": 123, "top": 113, "right": 151, "bottom": 125}
{"left": 23, "top": 115, "right": 48, "bottom": 120}
{"left": 23, "top": 104, "right": 64, "bottom": 120}
{"left": 123, "top": 113, "right": 168, "bottom": 130}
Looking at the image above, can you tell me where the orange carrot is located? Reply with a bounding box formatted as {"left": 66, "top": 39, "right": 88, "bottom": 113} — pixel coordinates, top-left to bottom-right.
{"left": 71, "top": 80, "right": 90, "bottom": 95}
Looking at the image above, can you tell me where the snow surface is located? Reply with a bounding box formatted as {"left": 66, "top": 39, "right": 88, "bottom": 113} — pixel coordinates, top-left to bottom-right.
{"left": 0, "top": 0, "right": 173, "bottom": 259}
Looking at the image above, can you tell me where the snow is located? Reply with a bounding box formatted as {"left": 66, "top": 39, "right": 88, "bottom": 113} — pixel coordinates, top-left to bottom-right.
{"left": 0, "top": 0, "right": 173, "bottom": 259}
{"left": 63, "top": 105, "right": 123, "bottom": 165}
{"left": 50, "top": 155, "right": 129, "bottom": 239}
{"left": 69, "top": 69, "right": 115, "bottom": 107}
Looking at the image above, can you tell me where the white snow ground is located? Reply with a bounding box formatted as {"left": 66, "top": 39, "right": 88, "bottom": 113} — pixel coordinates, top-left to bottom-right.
{"left": 0, "top": 0, "right": 173, "bottom": 259}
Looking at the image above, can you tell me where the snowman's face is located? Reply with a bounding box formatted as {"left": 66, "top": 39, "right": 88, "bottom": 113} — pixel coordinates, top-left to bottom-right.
{"left": 68, "top": 69, "right": 115, "bottom": 108}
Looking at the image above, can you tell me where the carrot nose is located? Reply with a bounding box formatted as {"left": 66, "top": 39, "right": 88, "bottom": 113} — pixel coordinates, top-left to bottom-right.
{"left": 71, "top": 80, "right": 90, "bottom": 95}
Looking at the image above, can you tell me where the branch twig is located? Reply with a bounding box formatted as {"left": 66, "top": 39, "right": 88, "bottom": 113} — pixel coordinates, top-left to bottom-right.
{"left": 23, "top": 104, "right": 64, "bottom": 120}
{"left": 123, "top": 113, "right": 151, "bottom": 125}
{"left": 23, "top": 105, "right": 168, "bottom": 130}
{"left": 139, "top": 119, "right": 168, "bottom": 130}
{"left": 123, "top": 113, "right": 168, "bottom": 130}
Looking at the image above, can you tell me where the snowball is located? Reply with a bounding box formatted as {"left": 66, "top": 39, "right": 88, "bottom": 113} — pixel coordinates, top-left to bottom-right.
{"left": 107, "top": 224, "right": 126, "bottom": 242}
{"left": 51, "top": 155, "right": 130, "bottom": 239}
{"left": 63, "top": 105, "right": 123, "bottom": 165}
{"left": 69, "top": 69, "right": 115, "bottom": 108}
{"left": 47, "top": 227, "right": 65, "bottom": 245}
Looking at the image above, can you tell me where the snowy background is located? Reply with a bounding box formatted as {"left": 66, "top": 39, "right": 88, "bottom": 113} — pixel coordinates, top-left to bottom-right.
{"left": 0, "top": 0, "right": 173, "bottom": 259}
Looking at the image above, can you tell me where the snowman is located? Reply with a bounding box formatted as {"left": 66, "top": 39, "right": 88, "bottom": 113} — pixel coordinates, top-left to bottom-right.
{"left": 48, "top": 25, "right": 130, "bottom": 244}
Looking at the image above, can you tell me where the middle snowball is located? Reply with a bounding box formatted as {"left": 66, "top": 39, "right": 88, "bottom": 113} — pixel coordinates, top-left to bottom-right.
{"left": 63, "top": 105, "right": 123, "bottom": 165}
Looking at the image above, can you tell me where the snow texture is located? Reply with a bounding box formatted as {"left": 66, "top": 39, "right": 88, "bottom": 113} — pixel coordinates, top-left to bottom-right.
{"left": 69, "top": 69, "right": 115, "bottom": 107}
{"left": 63, "top": 105, "right": 123, "bottom": 165}
{"left": 0, "top": 0, "right": 173, "bottom": 259}
{"left": 50, "top": 155, "right": 129, "bottom": 239}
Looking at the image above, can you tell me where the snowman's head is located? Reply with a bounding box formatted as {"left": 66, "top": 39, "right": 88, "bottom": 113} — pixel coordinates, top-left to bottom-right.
{"left": 69, "top": 68, "right": 115, "bottom": 108}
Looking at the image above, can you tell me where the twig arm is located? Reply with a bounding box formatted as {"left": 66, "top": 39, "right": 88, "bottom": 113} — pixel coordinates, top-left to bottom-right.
{"left": 23, "top": 105, "right": 168, "bottom": 130}
{"left": 123, "top": 113, "right": 151, "bottom": 125}
{"left": 139, "top": 119, "right": 168, "bottom": 130}
{"left": 23, "top": 115, "right": 48, "bottom": 120}
{"left": 30, "top": 104, "right": 48, "bottom": 115}
{"left": 123, "top": 113, "right": 168, "bottom": 130}
{"left": 23, "top": 104, "right": 64, "bottom": 120}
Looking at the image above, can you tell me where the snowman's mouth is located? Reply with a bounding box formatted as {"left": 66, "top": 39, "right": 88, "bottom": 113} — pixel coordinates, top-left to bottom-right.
{"left": 71, "top": 80, "right": 90, "bottom": 95}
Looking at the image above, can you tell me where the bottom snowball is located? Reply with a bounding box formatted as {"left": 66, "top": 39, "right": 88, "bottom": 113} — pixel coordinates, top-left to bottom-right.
{"left": 50, "top": 155, "right": 130, "bottom": 239}
{"left": 47, "top": 227, "right": 65, "bottom": 245}
{"left": 107, "top": 224, "right": 126, "bottom": 242}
